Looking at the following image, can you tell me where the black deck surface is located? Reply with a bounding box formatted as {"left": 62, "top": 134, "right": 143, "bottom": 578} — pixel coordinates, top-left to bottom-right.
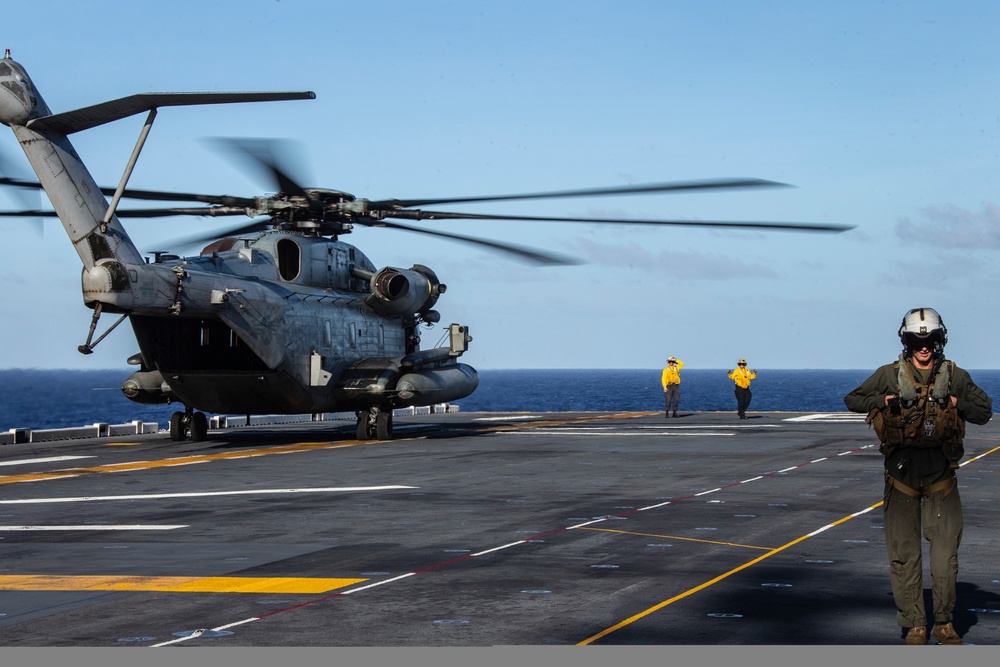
{"left": 0, "top": 409, "right": 998, "bottom": 662}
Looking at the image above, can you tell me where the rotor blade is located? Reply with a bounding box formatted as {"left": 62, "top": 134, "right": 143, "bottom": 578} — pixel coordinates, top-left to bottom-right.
{"left": 206, "top": 137, "right": 312, "bottom": 199}
{"left": 3, "top": 175, "right": 258, "bottom": 207}
{"left": 0, "top": 209, "right": 59, "bottom": 217}
{"left": 0, "top": 206, "right": 251, "bottom": 219}
{"left": 362, "top": 219, "right": 581, "bottom": 266}
{"left": 0, "top": 155, "right": 45, "bottom": 235}
{"left": 368, "top": 178, "right": 791, "bottom": 209}
{"left": 114, "top": 206, "right": 251, "bottom": 218}
{"left": 149, "top": 219, "right": 275, "bottom": 252}
{"left": 0, "top": 175, "right": 45, "bottom": 192}
{"left": 0, "top": 147, "right": 42, "bottom": 205}
{"left": 111, "top": 188, "right": 257, "bottom": 207}
{"left": 383, "top": 209, "right": 855, "bottom": 233}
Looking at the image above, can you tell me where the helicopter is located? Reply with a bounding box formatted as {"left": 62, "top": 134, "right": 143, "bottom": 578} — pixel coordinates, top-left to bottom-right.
{"left": 0, "top": 51, "right": 852, "bottom": 442}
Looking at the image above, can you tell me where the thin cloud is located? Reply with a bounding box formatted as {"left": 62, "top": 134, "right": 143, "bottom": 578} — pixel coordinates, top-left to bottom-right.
{"left": 895, "top": 203, "right": 1000, "bottom": 249}
{"left": 568, "top": 237, "right": 779, "bottom": 280}
{"left": 877, "top": 251, "right": 999, "bottom": 289}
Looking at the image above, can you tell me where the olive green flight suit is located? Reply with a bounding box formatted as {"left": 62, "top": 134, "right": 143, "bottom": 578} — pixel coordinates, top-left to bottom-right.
{"left": 844, "top": 356, "right": 992, "bottom": 630}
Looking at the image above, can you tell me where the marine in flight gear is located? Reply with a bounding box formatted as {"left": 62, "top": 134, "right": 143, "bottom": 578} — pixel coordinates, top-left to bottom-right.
{"left": 844, "top": 308, "right": 992, "bottom": 645}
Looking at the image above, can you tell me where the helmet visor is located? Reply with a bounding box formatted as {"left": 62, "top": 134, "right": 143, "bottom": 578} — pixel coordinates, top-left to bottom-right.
{"left": 903, "top": 331, "right": 944, "bottom": 351}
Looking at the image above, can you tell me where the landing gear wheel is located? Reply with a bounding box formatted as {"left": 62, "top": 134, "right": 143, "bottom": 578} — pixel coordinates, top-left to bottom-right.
{"left": 355, "top": 408, "right": 393, "bottom": 440}
{"left": 190, "top": 412, "right": 208, "bottom": 442}
{"left": 356, "top": 412, "right": 372, "bottom": 440}
{"left": 375, "top": 411, "right": 393, "bottom": 440}
{"left": 169, "top": 411, "right": 185, "bottom": 441}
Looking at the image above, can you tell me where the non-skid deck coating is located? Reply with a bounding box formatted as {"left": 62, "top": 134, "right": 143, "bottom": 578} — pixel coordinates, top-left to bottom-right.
{"left": 0, "top": 409, "right": 998, "bottom": 649}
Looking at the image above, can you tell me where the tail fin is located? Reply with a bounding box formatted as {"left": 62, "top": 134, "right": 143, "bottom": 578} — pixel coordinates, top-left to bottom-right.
{"left": 2, "top": 55, "right": 143, "bottom": 269}
{"left": 0, "top": 52, "right": 314, "bottom": 272}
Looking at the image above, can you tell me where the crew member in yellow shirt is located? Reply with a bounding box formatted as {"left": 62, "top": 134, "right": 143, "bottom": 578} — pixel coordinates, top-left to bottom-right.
{"left": 727, "top": 358, "right": 757, "bottom": 419}
{"left": 661, "top": 356, "right": 684, "bottom": 417}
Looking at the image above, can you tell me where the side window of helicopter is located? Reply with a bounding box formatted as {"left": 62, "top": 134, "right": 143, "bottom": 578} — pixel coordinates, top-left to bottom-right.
{"left": 276, "top": 238, "right": 301, "bottom": 281}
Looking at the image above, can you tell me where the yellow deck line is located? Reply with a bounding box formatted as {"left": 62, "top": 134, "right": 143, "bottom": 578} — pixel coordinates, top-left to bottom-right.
{"left": 0, "top": 440, "right": 371, "bottom": 486}
{"left": 0, "top": 575, "right": 366, "bottom": 594}
{"left": 580, "top": 527, "right": 773, "bottom": 551}
{"left": 485, "top": 412, "right": 652, "bottom": 432}
{"left": 0, "top": 413, "right": 644, "bottom": 487}
{"left": 577, "top": 443, "right": 1000, "bottom": 645}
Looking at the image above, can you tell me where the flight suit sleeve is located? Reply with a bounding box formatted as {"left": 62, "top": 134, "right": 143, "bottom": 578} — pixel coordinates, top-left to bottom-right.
{"left": 952, "top": 367, "right": 993, "bottom": 425}
{"left": 843, "top": 365, "right": 894, "bottom": 413}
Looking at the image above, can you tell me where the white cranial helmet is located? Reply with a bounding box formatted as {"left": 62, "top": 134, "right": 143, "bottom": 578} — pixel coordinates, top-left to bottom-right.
{"left": 898, "top": 307, "right": 947, "bottom": 353}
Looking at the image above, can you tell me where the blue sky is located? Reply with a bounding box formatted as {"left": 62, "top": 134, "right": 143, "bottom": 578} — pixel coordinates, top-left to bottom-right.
{"left": 2, "top": 1, "right": 1000, "bottom": 371}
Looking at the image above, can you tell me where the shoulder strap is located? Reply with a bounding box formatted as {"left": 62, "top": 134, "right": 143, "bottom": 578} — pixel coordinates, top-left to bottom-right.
{"left": 930, "top": 361, "right": 953, "bottom": 403}
{"left": 896, "top": 356, "right": 918, "bottom": 404}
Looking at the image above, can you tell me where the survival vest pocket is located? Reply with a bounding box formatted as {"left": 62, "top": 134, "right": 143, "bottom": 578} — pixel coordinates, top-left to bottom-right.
{"left": 936, "top": 403, "right": 966, "bottom": 468}
{"left": 866, "top": 406, "right": 904, "bottom": 454}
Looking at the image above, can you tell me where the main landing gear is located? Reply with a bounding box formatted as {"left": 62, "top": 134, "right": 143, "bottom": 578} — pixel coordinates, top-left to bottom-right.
{"left": 170, "top": 407, "right": 209, "bottom": 442}
{"left": 355, "top": 407, "right": 393, "bottom": 441}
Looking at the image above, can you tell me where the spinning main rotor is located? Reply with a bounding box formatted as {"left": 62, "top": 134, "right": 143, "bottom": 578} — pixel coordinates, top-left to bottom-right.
{"left": 0, "top": 138, "right": 853, "bottom": 265}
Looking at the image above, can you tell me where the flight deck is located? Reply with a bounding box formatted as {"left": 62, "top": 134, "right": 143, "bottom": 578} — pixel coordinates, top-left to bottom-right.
{"left": 0, "top": 409, "right": 998, "bottom": 650}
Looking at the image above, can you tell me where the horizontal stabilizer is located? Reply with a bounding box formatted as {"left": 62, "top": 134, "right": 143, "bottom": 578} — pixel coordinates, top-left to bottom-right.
{"left": 26, "top": 91, "right": 316, "bottom": 134}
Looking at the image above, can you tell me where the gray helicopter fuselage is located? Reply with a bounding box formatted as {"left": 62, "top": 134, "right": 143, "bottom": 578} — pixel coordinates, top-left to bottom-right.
{"left": 0, "top": 53, "right": 477, "bottom": 418}
{"left": 125, "top": 231, "right": 469, "bottom": 414}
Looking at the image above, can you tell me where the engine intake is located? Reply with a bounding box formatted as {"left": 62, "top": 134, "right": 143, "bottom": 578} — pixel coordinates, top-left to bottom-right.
{"left": 354, "top": 264, "right": 443, "bottom": 317}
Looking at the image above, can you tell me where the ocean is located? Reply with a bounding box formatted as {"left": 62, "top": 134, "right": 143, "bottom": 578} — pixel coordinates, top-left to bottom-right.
{"left": 3, "top": 367, "right": 1000, "bottom": 432}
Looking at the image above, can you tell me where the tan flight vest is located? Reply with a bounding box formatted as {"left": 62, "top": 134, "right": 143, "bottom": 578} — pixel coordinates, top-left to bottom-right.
{"left": 865, "top": 355, "right": 965, "bottom": 469}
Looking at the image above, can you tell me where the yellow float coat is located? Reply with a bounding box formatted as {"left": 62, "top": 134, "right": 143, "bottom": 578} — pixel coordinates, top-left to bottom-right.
{"left": 661, "top": 360, "right": 684, "bottom": 387}
{"left": 728, "top": 367, "right": 756, "bottom": 389}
